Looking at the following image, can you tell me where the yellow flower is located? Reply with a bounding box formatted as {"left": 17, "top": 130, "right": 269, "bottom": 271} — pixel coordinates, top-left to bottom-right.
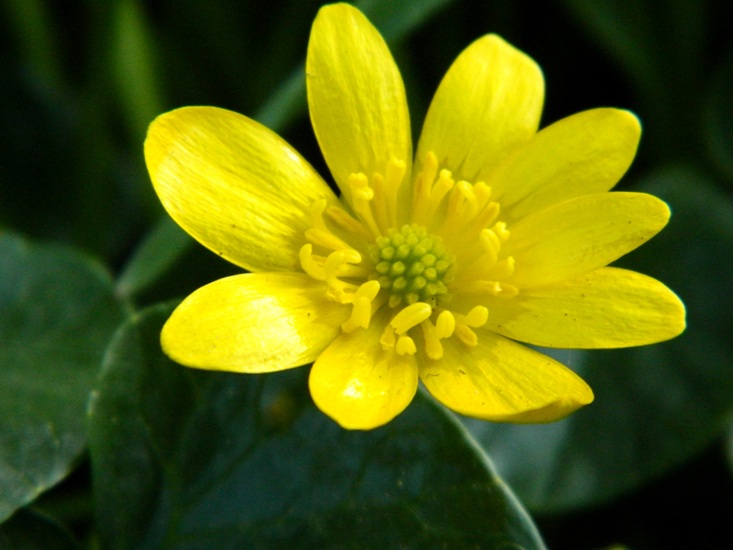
{"left": 144, "top": 3, "right": 685, "bottom": 430}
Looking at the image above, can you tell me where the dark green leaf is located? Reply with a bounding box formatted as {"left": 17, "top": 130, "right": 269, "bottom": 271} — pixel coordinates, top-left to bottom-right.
{"left": 0, "top": 233, "right": 129, "bottom": 521}
{"left": 89, "top": 303, "right": 546, "bottom": 550}
{"left": 0, "top": 509, "right": 78, "bottom": 550}
{"left": 465, "top": 166, "right": 733, "bottom": 512}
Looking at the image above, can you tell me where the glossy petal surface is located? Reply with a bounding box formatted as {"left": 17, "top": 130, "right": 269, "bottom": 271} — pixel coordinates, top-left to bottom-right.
{"left": 505, "top": 192, "right": 670, "bottom": 288}
{"left": 487, "top": 267, "right": 686, "bottom": 348}
{"left": 162, "top": 273, "right": 349, "bottom": 372}
{"left": 416, "top": 34, "right": 544, "bottom": 184}
{"left": 491, "top": 108, "right": 641, "bottom": 221}
{"left": 145, "top": 106, "right": 336, "bottom": 272}
{"left": 307, "top": 4, "right": 411, "bottom": 205}
{"left": 310, "top": 313, "right": 419, "bottom": 430}
{"left": 420, "top": 332, "right": 593, "bottom": 423}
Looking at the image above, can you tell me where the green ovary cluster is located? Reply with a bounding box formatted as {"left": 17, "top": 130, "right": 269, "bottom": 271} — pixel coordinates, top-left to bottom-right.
{"left": 369, "top": 224, "right": 454, "bottom": 307}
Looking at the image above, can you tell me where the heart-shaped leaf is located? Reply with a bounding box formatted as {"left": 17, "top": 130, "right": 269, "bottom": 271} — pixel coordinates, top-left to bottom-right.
{"left": 88, "top": 303, "right": 546, "bottom": 549}
{"left": 0, "top": 233, "right": 128, "bottom": 521}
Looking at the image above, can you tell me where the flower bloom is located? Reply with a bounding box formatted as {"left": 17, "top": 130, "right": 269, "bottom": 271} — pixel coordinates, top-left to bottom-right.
{"left": 144, "top": 3, "right": 685, "bottom": 429}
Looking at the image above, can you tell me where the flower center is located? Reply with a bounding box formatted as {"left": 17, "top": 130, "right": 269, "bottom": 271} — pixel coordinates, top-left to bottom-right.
{"left": 298, "top": 153, "right": 519, "bottom": 360}
{"left": 369, "top": 224, "right": 454, "bottom": 308}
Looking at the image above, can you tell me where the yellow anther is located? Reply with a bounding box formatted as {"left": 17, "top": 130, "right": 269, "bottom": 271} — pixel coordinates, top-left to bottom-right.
{"left": 463, "top": 306, "right": 489, "bottom": 328}
{"left": 420, "top": 310, "right": 455, "bottom": 360}
{"left": 341, "top": 280, "right": 381, "bottom": 333}
{"left": 414, "top": 153, "right": 452, "bottom": 225}
{"left": 326, "top": 206, "right": 373, "bottom": 242}
{"left": 487, "top": 256, "right": 515, "bottom": 279}
{"left": 479, "top": 228, "right": 501, "bottom": 265}
{"left": 395, "top": 335, "right": 417, "bottom": 355}
{"left": 383, "top": 158, "right": 406, "bottom": 226}
{"left": 305, "top": 228, "right": 351, "bottom": 251}
{"left": 492, "top": 221, "right": 510, "bottom": 242}
{"left": 432, "top": 170, "right": 455, "bottom": 206}
{"left": 299, "top": 244, "right": 325, "bottom": 280}
{"left": 348, "top": 173, "right": 380, "bottom": 236}
{"left": 390, "top": 302, "right": 433, "bottom": 334}
{"left": 324, "top": 249, "right": 361, "bottom": 302}
{"left": 305, "top": 200, "right": 352, "bottom": 251}
{"left": 472, "top": 201, "right": 501, "bottom": 232}
{"left": 435, "top": 310, "right": 456, "bottom": 338}
{"left": 455, "top": 323, "right": 479, "bottom": 347}
{"left": 349, "top": 173, "right": 373, "bottom": 200}
{"left": 473, "top": 181, "right": 492, "bottom": 203}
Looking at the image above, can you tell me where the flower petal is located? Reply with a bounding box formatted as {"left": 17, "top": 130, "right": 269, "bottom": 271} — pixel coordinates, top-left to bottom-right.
{"left": 145, "top": 106, "right": 336, "bottom": 272}
{"left": 420, "top": 332, "right": 593, "bottom": 423}
{"left": 504, "top": 192, "right": 670, "bottom": 288}
{"left": 161, "top": 273, "right": 348, "bottom": 372}
{"left": 416, "top": 34, "right": 544, "bottom": 184}
{"left": 309, "top": 312, "right": 418, "bottom": 430}
{"left": 486, "top": 267, "right": 686, "bottom": 348}
{"left": 306, "top": 4, "right": 411, "bottom": 205}
{"left": 490, "top": 109, "right": 642, "bottom": 222}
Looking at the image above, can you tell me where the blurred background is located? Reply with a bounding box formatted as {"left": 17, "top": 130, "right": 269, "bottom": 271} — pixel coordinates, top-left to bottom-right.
{"left": 1, "top": 0, "right": 732, "bottom": 548}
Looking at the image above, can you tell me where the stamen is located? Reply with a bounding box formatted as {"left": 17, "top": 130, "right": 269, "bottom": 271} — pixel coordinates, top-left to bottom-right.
{"left": 455, "top": 323, "right": 479, "bottom": 347}
{"left": 348, "top": 173, "right": 381, "bottom": 237}
{"left": 436, "top": 310, "right": 456, "bottom": 338}
{"left": 463, "top": 306, "right": 489, "bottom": 327}
{"left": 420, "top": 310, "right": 455, "bottom": 360}
{"left": 341, "top": 280, "right": 381, "bottom": 332}
{"left": 479, "top": 228, "right": 501, "bottom": 265}
{"left": 384, "top": 159, "right": 407, "bottom": 226}
{"left": 305, "top": 200, "right": 352, "bottom": 251}
{"left": 396, "top": 335, "right": 417, "bottom": 355}
{"left": 390, "top": 302, "right": 433, "bottom": 335}
{"left": 369, "top": 172, "right": 390, "bottom": 232}
{"left": 413, "top": 152, "right": 439, "bottom": 223}
{"left": 324, "top": 249, "right": 362, "bottom": 302}
{"left": 454, "top": 306, "right": 488, "bottom": 347}
{"left": 299, "top": 244, "right": 325, "bottom": 280}
{"left": 326, "top": 206, "right": 373, "bottom": 242}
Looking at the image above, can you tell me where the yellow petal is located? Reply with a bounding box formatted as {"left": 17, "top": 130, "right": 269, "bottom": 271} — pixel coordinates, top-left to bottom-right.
{"left": 505, "top": 192, "right": 670, "bottom": 288}
{"left": 490, "top": 109, "right": 642, "bottom": 222}
{"left": 486, "top": 267, "right": 686, "bottom": 348}
{"left": 416, "top": 34, "right": 544, "bottom": 184}
{"left": 309, "top": 311, "right": 418, "bottom": 430}
{"left": 420, "top": 331, "right": 593, "bottom": 423}
{"left": 306, "top": 4, "right": 411, "bottom": 206}
{"left": 145, "top": 106, "right": 336, "bottom": 273}
{"left": 161, "top": 273, "right": 348, "bottom": 372}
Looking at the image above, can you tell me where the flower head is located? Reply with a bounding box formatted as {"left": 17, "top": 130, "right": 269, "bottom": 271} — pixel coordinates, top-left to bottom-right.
{"left": 144, "top": 3, "right": 686, "bottom": 430}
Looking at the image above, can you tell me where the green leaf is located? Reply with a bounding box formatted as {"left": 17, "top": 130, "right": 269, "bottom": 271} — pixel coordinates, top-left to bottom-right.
{"left": 465, "top": 165, "right": 733, "bottom": 512}
{"left": 88, "top": 303, "right": 546, "bottom": 550}
{"left": 0, "top": 509, "right": 78, "bottom": 550}
{"left": 0, "top": 233, "right": 128, "bottom": 522}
